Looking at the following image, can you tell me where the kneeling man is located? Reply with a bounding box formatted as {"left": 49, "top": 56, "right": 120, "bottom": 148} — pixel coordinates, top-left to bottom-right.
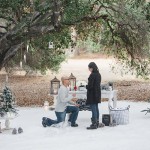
{"left": 42, "top": 76, "right": 79, "bottom": 127}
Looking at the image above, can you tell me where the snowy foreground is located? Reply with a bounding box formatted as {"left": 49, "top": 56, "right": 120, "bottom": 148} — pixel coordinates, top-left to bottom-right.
{"left": 0, "top": 101, "right": 150, "bottom": 150}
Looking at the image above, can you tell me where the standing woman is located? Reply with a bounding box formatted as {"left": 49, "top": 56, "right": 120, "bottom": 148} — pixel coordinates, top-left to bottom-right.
{"left": 86, "top": 62, "right": 101, "bottom": 129}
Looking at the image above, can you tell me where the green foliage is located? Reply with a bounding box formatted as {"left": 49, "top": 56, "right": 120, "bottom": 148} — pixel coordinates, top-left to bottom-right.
{"left": 63, "top": 0, "right": 92, "bottom": 24}
{"left": 0, "top": 0, "right": 150, "bottom": 78}
{"left": 95, "top": 0, "right": 150, "bottom": 78}
{"left": 0, "top": 86, "right": 17, "bottom": 117}
{"left": 8, "top": 27, "right": 72, "bottom": 72}
{"left": 77, "top": 37, "right": 103, "bottom": 53}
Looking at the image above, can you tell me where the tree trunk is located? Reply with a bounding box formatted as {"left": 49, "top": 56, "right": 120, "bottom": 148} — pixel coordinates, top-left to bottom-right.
{"left": 0, "top": 0, "right": 62, "bottom": 70}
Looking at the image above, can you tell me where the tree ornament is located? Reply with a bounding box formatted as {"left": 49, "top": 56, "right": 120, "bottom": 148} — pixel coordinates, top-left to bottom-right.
{"left": 49, "top": 42, "right": 53, "bottom": 49}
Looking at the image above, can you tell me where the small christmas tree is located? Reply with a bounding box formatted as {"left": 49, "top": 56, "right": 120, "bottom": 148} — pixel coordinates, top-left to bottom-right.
{"left": 0, "top": 86, "right": 17, "bottom": 117}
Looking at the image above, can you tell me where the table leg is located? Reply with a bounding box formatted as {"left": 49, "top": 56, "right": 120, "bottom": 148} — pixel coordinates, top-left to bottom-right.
{"left": 113, "top": 91, "right": 117, "bottom": 108}
{"left": 108, "top": 92, "right": 113, "bottom": 107}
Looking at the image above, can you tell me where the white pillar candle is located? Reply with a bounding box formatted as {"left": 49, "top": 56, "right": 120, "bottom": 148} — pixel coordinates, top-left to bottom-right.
{"left": 44, "top": 101, "right": 49, "bottom": 111}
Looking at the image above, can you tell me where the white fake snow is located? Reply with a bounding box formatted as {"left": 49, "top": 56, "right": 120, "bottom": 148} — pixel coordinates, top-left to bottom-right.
{"left": 0, "top": 101, "right": 150, "bottom": 150}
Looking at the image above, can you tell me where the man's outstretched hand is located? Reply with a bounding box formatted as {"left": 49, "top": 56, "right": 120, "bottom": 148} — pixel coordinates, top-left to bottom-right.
{"left": 72, "top": 98, "right": 78, "bottom": 102}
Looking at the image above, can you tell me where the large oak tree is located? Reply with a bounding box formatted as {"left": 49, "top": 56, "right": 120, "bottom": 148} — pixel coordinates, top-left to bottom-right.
{"left": 0, "top": 0, "right": 149, "bottom": 77}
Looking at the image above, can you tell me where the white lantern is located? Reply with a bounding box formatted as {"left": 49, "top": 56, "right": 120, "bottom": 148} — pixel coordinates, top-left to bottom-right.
{"left": 44, "top": 101, "right": 49, "bottom": 111}
{"left": 49, "top": 42, "right": 53, "bottom": 49}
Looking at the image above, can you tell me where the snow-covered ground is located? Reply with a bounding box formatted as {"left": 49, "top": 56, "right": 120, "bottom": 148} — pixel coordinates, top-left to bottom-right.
{"left": 0, "top": 101, "right": 150, "bottom": 150}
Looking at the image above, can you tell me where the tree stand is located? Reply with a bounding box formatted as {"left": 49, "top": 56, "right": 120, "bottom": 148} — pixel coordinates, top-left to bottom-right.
{"left": 5, "top": 118, "right": 10, "bottom": 130}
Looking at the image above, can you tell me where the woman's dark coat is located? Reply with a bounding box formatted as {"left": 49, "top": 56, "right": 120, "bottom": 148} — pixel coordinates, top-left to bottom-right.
{"left": 86, "top": 72, "right": 101, "bottom": 104}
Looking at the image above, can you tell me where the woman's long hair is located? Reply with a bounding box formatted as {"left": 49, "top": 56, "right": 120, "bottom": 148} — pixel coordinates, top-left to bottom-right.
{"left": 88, "top": 62, "right": 99, "bottom": 73}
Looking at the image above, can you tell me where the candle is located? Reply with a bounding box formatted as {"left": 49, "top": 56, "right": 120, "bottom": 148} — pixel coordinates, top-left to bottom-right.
{"left": 44, "top": 101, "right": 49, "bottom": 111}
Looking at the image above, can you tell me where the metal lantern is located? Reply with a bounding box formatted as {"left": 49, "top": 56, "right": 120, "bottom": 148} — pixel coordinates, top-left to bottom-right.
{"left": 50, "top": 76, "right": 60, "bottom": 95}
{"left": 69, "top": 73, "right": 76, "bottom": 91}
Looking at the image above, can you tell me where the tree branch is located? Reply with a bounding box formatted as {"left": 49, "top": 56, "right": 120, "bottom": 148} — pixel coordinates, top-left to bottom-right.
{"left": 105, "top": 19, "right": 115, "bottom": 42}
{"left": 0, "top": 25, "right": 7, "bottom": 30}
{"left": 0, "top": 43, "right": 23, "bottom": 69}
{"left": 28, "top": 25, "right": 55, "bottom": 36}
{"left": 0, "top": 15, "right": 17, "bottom": 24}
{"left": 62, "top": 14, "right": 108, "bottom": 25}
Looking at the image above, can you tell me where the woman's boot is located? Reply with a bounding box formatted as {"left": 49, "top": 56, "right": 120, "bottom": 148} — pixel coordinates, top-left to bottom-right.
{"left": 87, "top": 119, "right": 97, "bottom": 130}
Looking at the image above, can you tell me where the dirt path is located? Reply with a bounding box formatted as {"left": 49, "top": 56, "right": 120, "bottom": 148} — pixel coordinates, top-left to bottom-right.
{"left": 0, "top": 58, "right": 146, "bottom": 82}
{"left": 51, "top": 58, "right": 145, "bottom": 82}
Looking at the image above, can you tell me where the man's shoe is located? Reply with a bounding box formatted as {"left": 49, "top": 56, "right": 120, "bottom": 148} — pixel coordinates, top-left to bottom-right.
{"left": 71, "top": 123, "right": 78, "bottom": 127}
{"left": 42, "top": 117, "right": 47, "bottom": 127}
{"left": 42, "top": 117, "right": 47, "bottom": 121}
{"left": 42, "top": 120, "right": 47, "bottom": 127}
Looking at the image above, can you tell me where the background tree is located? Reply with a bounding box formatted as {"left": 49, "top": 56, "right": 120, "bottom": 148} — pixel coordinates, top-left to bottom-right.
{"left": 0, "top": 0, "right": 149, "bottom": 77}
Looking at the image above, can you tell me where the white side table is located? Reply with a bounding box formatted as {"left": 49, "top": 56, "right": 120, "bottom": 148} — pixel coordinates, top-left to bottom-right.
{"left": 69, "top": 90, "right": 117, "bottom": 108}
